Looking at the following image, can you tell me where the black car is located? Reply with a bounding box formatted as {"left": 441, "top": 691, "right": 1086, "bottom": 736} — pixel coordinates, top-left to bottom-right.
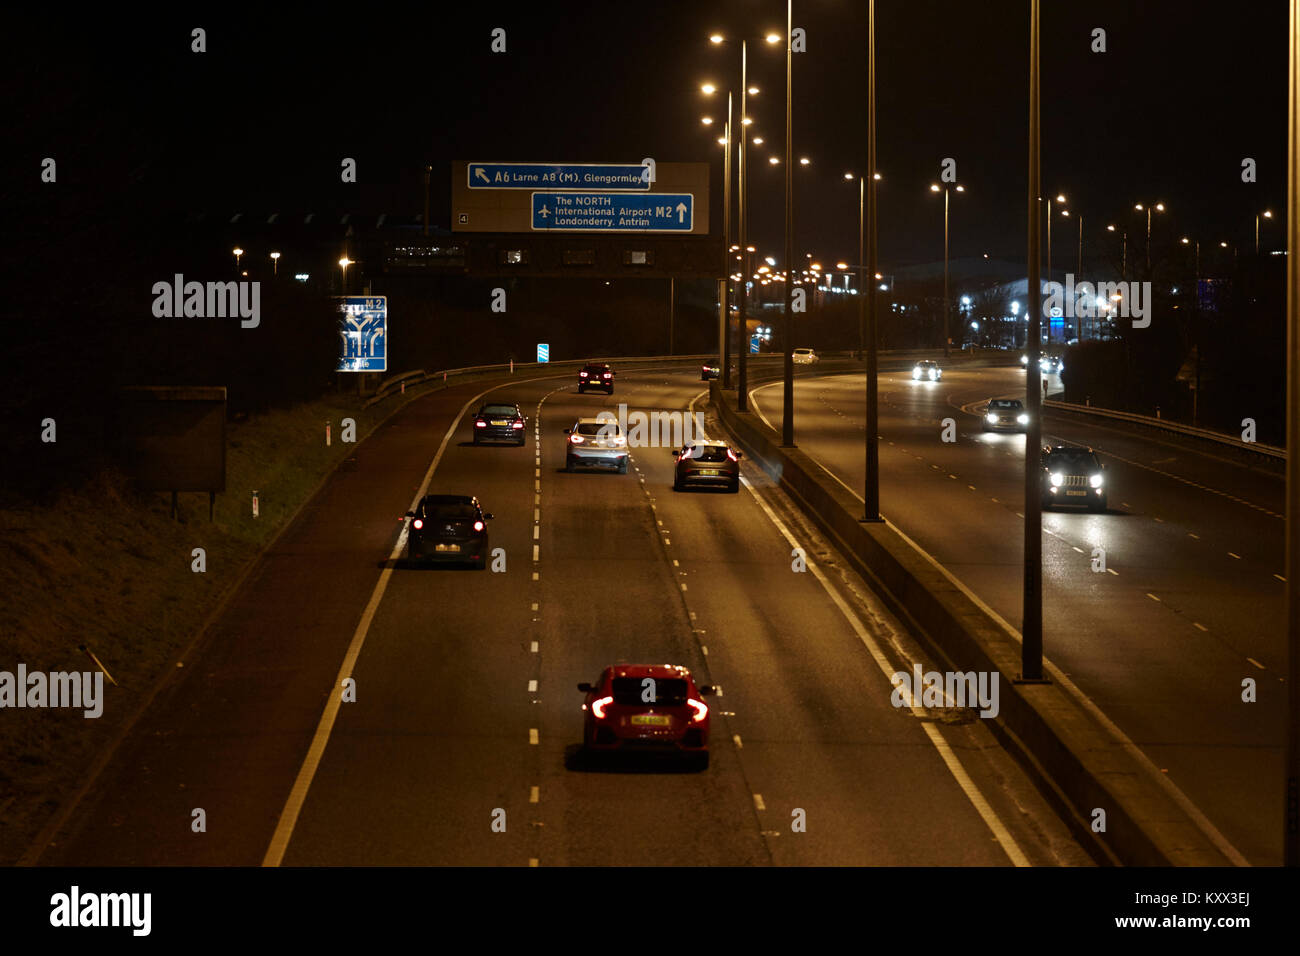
{"left": 1041, "top": 445, "right": 1107, "bottom": 512}
{"left": 578, "top": 363, "right": 615, "bottom": 394}
{"left": 404, "top": 495, "right": 494, "bottom": 569}
{"left": 701, "top": 363, "right": 720, "bottom": 381}
{"left": 672, "top": 439, "right": 742, "bottom": 492}
{"left": 473, "top": 401, "right": 526, "bottom": 445}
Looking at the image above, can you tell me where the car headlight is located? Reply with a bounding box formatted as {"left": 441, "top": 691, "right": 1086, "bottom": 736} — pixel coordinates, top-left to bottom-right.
{"left": 1090, "top": 473, "right": 1103, "bottom": 488}
{"left": 986, "top": 412, "right": 999, "bottom": 424}
{"left": 1049, "top": 472, "right": 1064, "bottom": 486}
{"left": 913, "top": 367, "right": 922, "bottom": 378}
{"left": 1017, "top": 413, "right": 1030, "bottom": 424}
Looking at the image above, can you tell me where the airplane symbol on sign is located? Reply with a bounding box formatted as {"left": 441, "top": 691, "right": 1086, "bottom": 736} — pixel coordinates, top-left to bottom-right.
{"left": 474, "top": 167, "right": 491, "bottom": 184}
{"left": 539, "top": 205, "right": 550, "bottom": 218}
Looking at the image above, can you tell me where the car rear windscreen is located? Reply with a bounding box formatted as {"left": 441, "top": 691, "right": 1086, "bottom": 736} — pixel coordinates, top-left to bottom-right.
{"left": 612, "top": 677, "right": 690, "bottom": 705}
{"left": 481, "top": 404, "right": 517, "bottom": 416}
{"left": 577, "top": 422, "right": 619, "bottom": 436}
{"left": 688, "top": 445, "right": 728, "bottom": 462}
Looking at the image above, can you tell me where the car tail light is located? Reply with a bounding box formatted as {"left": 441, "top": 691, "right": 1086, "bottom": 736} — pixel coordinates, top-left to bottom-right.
{"left": 580, "top": 371, "right": 589, "bottom": 377}
{"left": 678, "top": 447, "right": 693, "bottom": 460}
{"left": 569, "top": 433, "right": 584, "bottom": 444}
{"left": 512, "top": 420, "right": 524, "bottom": 429}
{"left": 475, "top": 420, "right": 486, "bottom": 428}
{"left": 687, "top": 698, "right": 708, "bottom": 723}
{"left": 591, "top": 695, "right": 613, "bottom": 719}
{"left": 412, "top": 518, "right": 423, "bottom": 530}
{"left": 602, "top": 372, "right": 611, "bottom": 378}
{"left": 726, "top": 448, "right": 738, "bottom": 462}
{"left": 473, "top": 520, "right": 485, "bottom": 532}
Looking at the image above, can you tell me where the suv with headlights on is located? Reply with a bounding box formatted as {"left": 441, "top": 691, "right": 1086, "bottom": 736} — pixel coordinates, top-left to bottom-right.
{"left": 565, "top": 417, "right": 629, "bottom": 473}
{"left": 1041, "top": 444, "right": 1107, "bottom": 512}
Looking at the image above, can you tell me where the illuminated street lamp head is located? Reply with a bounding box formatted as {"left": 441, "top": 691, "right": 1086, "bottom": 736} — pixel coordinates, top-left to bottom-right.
{"left": 701, "top": 83, "right": 716, "bottom": 94}
{"left": 873, "top": 172, "right": 882, "bottom": 180}
{"left": 717, "top": 136, "right": 727, "bottom": 145}
{"left": 769, "top": 156, "right": 779, "bottom": 164}
{"left": 799, "top": 157, "right": 810, "bottom": 166}
{"left": 709, "top": 33, "right": 724, "bottom": 43}
{"left": 233, "top": 247, "right": 244, "bottom": 256}
{"left": 339, "top": 257, "right": 352, "bottom": 268}
{"left": 701, "top": 116, "right": 714, "bottom": 125}
{"left": 874, "top": 273, "right": 883, "bottom": 280}
{"left": 836, "top": 262, "right": 849, "bottom": 270}
{"left": 1181, "top": 237, "right": 1190, "bottom": 244}
{"left": 747, "top": 86, "right": 759, "bottom": 95}
{"left": 746, "top": 245, "right": 756, "bottom": 253}
{"left": 742, "top": 117, "right": 753, "bottom": 125}
{"left": 1263, "top": 209, "right": 1274, "bottom": 218}
{"left": 1107, "top": 224, "right": 1116, "bottom": 231}
{"left": 1055, "top": 194, "right": 1066, "bottom": 203}
{"left": 1134, "top": 203, "right": 1144, "bottom": 210}
{"left": 844, "top": 172, "right": 854, "bottom": 180}
{"left": 1155, "top": 203, "right": 1165, "bottom": 211}
{"left": 1061, "top": 209, "right": 1070, "bottom": 217}
{"left": 1220, "top": 241, "right": 1228, "bottom": 248}
{"left": 930, "top": 184, "right": 940, "bottom": 192}
{"left": 955, "top": 185, "right": 965, "bottom": 192}
{"left": 765, "top": 33, "right": 781, "bottom": 43}
{"left": 765, "top": 256, "right": 776, "bottom": 265}
{"left": 270, "top": 251, "right": 280, "bottom": 260}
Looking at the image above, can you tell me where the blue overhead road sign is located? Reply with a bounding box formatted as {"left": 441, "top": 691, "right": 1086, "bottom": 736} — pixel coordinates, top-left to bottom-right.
{"left": 335, "top": 296, "right": 387, "bottom": 372}
{"left": 468, "top": 163, "right": 649, "bottom": 190}
{"left": 531, "top": 192, "right": 694, "bottom": 232}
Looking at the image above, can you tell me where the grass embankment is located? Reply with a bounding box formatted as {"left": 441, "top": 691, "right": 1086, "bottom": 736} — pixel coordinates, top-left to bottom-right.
{"left": 0, "top": 378, "right": 465, "bottom": 863}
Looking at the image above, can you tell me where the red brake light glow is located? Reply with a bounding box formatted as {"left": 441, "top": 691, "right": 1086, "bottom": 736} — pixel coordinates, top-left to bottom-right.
{"left": 687, "top": 698, "right": 709, "bottom": 723}
{"left": 579, "top": 371, "right": 588, "bottom": 377}
{"left": 512, "top": 421, "right": 524, "bottom": 429}
{"left": 591, "top": 695, "right": 613, "bottom": 719}
{"left": 602, "top": 372, "right": 611, "bottom": 378}
{"left": 726, "top": 448, "right": 738, "bottom": 462}
{"left": 474, "top": 420, "right": 486, "bottom": 427}
{"left": 412, "top": 518, "right": 423, "bottom": 530}
{"left": 473, "top": 520, "right": 485, "bottom": 532}
{"left": 569, "top": 433, "right": 584, "bottom": 443}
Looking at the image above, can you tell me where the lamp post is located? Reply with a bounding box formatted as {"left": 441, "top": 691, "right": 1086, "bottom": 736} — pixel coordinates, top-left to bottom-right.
{"left": 270, "top": 251, "right": 281, "bottom": 276}
{"left": 233, "top": 247, "right": 243, "bottom": 274}
{"left": 1107, "top": 224, "right": 1127, "bottom": 281}
{"left": 1045, "top": 194, "right": 1064, "bottom": 349}
{"left": 1022, "top": 0, "right": 1044, "bottom": 682}
{"left": 929, "top": 183, "right": 964, "bottom": 357}
{"left": 1258, "top": 209, "right": 1274, "bottom": 255}
{"left": 1135, "top": 201, "right": 1166, "bottom": 273}
{"left": 1061, "top": 208, "right": 1083, "bottom": 338}
{"left": 702, "top": 82, "right": 734, "bottom": 387}
{"left": 1181, "top": 236, "right": 1202, "bottom": 424}
{"left": 1283, "top": 0, "right": 1299, "bottom": 867}
{"left": 781, "top": 0, "right": 795, "bottom": 447}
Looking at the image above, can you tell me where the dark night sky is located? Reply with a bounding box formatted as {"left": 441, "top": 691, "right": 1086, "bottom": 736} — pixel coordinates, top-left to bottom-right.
{"left": 8, "top": 2, "right": 1292, "bottom": 274}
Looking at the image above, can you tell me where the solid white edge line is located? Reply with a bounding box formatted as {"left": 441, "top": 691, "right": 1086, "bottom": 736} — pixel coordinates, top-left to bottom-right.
{"left": 262, "top": 373, "right": 565, "bottom": 867}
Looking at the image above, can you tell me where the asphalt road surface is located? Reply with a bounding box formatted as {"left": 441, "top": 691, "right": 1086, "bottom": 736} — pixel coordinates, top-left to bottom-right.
{"left": 751, "top": 365, "right": 1284, "bottom": 865}
{"left": 35, "top": 366, "right": 1090, "bottom": 867}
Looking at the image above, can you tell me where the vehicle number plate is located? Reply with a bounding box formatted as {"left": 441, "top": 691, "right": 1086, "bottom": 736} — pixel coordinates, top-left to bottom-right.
{"left": 631, "top": 714, "right": 671, "bottom": 726}
{"left": 435, "top": 543, "right": 461, "bottom": 552}
{"left": 490, "top": 420, "right": 508, "bottom": 425}
{"left": 1066, "top": 490, "right": 1086, "bottom": 496}
{"left": 699, "top": 469, "right": 719, "bottom": 476}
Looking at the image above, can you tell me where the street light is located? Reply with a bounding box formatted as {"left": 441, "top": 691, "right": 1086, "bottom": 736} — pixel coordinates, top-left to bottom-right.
{"left": 1258, "top": 208, "right": 1274, "bottom": 254}
{"left": 929, "top": 182, "right": 965, "bottom": 356}
{"left": 270, "top": 251, "right": 281, "bottom": 276}
{"left": 701, "top": 80, "right": 736, "bottom": 387}
{"left": 1181, "top": 236, "right": 1203, "bottom": 424}
{"left": 233, "top": 247, "right": 244, "bottom": 272}
{"left": 339, "top": 256, "right": 352, "bottom": 294}
{"left": 1134, "top": 201, "right": 1166, "bottom": 272}
{"left": 709, "top": 30, "right": 780, "bottom": 411}
{"left": 1107, "top": 224, "right": 1128, "bottom": 281}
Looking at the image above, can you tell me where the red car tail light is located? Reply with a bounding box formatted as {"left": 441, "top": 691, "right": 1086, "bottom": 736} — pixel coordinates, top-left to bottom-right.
{"left": 591, "top": 695, "right": 613, "bottom": 719}
{"left": 687, "top": 698, "right": 708, "bottom": 723}
{"left": 412, "top": 518, "right": 423, "bottom": 530}
{"left": 602, "top": 372, "right": 612, "bottom": 378}
{"left": 473, "top": 520, "right": 484, "bottom": 532}
{"left": 512, "top": 420, "right": 524, "bottom": 429}
{"left": 474, "top": 420, "right": 486, "bottom": 428}
{"left": 579, "top": 371, "right": 589, "bottom": 377}
{"left": 726, "top": 448, "right": 738, "bottom": 462}
{"left": 569, "top": 433, "right": 584, "bottom": 444}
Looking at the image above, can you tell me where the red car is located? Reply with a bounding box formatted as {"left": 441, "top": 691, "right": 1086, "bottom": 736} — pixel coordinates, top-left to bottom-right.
{"left": 577, "top": 664, "right": 715, "bottom": 769}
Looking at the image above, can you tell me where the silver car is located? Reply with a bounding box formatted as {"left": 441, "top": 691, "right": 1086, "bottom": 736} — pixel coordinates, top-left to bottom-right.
{"left": 564, "top": 417, "right": 629, "bottom": 473}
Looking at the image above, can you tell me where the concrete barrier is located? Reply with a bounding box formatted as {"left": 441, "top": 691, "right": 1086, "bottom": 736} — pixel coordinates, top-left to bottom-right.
{"left": 711, "top": 380, "right": 1237, "bottom": 866}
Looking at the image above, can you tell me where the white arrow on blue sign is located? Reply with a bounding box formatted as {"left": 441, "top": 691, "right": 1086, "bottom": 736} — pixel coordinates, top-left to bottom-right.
{"left": 469, "top": 163, "right": 650, "bottom": 190}
{"left": 537, "top": 343, "right": 550, "bottom": 363}
{"left": 531, "top": 192, "right": 693, "bottom": 232}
